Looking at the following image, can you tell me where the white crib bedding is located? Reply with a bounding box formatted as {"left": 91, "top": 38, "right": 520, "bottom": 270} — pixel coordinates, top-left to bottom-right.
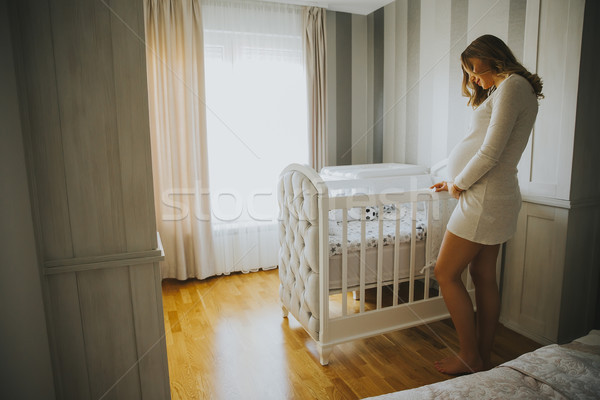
{"left": 327, "top": 205, "right": 430, "bottom": 291}
{"left": 328, "top": 240, "right": 426, "bottom": 291}
{"left": 328, "top": 207, "right": 428, "bottom": 257}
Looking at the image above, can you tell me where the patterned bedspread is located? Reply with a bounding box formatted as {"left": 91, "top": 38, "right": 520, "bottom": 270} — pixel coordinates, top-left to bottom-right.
{"left": 363, "top": 330, "right": 600, "bottom": 400}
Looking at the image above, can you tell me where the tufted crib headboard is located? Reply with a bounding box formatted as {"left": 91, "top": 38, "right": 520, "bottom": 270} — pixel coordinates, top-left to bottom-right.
{"left": 277, "top": 164, "right": 328, "bottom": 340}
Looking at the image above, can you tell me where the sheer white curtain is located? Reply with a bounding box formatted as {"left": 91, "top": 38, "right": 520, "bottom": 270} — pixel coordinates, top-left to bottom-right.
{"left": 145, "top": 0, "right": 216, "bottom": 280}
{"left": 202, "top": 0, "right": 308, "bottom": 274}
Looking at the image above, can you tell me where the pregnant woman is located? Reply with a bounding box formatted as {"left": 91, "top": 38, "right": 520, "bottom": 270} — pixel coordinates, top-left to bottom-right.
{"left": 431, "top": 34, "right": 543, "bottom": 374}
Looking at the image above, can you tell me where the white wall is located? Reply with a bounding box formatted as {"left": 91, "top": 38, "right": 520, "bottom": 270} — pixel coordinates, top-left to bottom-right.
{"left": 0, "top": 0, "right": 56, "bottom": 397}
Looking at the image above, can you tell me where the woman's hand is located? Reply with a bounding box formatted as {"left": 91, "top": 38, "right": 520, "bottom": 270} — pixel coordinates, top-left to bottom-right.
{"left": 430, "top": 181, "right": 463, "bottom": 199}
{"left": 430, "top": 181, "right": 449, "bottom": 192}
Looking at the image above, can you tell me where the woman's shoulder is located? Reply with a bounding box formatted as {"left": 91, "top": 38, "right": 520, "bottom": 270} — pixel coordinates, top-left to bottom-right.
{"left": 497, "top": 74, "right": 534, "bottom": 94}
{"left": 494, "top": 74, "right": 537, "bottom": 104}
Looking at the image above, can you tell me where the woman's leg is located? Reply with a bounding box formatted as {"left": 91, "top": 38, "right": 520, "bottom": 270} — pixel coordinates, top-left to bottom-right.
{"left": 469, "top": 243, "right": 501, "bottom": 370}
{"left": 433, "top": 230, "right": 483, "bottom": 374}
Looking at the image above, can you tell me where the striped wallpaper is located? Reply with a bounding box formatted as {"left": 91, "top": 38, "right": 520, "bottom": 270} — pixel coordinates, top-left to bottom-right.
{"left": 326, "top": 0, "right": 534, "bottom": 170}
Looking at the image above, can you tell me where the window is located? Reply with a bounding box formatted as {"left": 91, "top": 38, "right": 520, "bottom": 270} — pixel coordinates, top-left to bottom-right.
{"left": 202, "top": 0, "right": 308, "bottom": 272}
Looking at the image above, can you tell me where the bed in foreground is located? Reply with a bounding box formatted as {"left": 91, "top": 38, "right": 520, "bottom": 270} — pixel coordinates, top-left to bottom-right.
{"left": 363, "top": 330, "right": 600, "bottom": 399}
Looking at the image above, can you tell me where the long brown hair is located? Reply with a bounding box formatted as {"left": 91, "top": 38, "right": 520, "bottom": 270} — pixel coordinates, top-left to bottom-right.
{"left": 461, "top": 34, "right": 543, "bottom": 107}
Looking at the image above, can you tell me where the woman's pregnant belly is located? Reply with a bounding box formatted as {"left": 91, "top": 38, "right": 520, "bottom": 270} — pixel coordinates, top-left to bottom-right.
{"left": 447, "top": 134, "right": 483, "bottom": 180}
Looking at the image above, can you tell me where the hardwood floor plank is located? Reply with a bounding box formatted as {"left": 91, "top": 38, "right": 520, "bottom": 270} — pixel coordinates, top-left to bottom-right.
{"left": 162, "top": 269, "right": 542, "bottom": 399}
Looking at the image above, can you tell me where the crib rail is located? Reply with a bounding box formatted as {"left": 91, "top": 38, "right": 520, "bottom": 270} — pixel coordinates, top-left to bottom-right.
{"left": 325, "top": 190, "right": 451, "bottom": 318}
{"left": 317, "top": 186, "right": 468, "bottom": 365}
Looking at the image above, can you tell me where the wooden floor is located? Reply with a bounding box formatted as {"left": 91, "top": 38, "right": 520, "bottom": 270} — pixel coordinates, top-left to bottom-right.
{"left": 162, "top": 268, "right": 541, "bottom": 400}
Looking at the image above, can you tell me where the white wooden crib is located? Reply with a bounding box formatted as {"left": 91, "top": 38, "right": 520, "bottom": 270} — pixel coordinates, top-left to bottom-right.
{"left": 277, "top": 163, "right": 474, "bottom": 365}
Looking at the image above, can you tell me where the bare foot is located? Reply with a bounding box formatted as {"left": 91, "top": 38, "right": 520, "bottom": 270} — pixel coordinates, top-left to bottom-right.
{"left": 434, "top": 354, "right": 483, "bottom": 375}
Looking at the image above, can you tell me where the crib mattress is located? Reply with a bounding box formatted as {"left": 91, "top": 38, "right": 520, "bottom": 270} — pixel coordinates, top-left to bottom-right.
{"left": 328, "top": 208, "right": 427, "bottom": 257}
{"left": 328, "top": 241, "right": 426, "bottom": 291}
{"left": 327, "top": 206, "right": 429, "bottom": 291}
{"left": 320, "top": 163, "right": 429, "bottom": 179}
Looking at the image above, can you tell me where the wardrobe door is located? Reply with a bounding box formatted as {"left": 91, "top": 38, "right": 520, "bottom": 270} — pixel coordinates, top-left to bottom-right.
{"left": 10, "top": 0, "right": 170, "bottom": 398}
{"left": 517, "top": 0, "right": 585, "bottom": 200}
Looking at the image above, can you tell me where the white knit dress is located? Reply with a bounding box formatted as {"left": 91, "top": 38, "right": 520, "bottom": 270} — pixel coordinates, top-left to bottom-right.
{"left": 446, "top": 74, "right": 539, "bottom": 244}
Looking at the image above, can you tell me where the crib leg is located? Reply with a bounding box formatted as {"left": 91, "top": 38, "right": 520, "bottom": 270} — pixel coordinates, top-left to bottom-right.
{"left": 281, "top": 305, "right": 289, "bottom": 318}
{"left": 317, "top": 344, "right": 333, "bottom": 366}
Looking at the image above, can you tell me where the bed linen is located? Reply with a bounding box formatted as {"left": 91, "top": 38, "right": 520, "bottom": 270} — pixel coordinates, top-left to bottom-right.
{"left": 362, "top": 330, "right": 600, "bottom": 400}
